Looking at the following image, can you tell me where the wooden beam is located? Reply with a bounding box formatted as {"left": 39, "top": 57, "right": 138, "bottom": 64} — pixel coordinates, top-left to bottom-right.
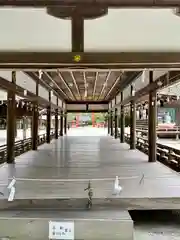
{"left": 98, "top": 71, "right": 111, "bottom": 100}
{"left": 70, "top": 71, "right": 81, "bottom": 99}
{"left": 57, "top": 71, "right": 76, "bottom": 100}
{"left": 1, "top": 52, "right": 180, "bottom": 69}
{"left": 0, "top": 75, "right": 61, "bottom": 109}
{"left": 26, "top": 71, "right": 62, "bottom": 100}
{"left": 72, "top": 16, "right": 84, "bottom": 52}
{"left": 44, "top": 72, "right": 69, "bottom": 99}
{"left": 66, "top": 100, "right": 108, "bottom": 104}
{"left": 104, "top": 72, "right": 122, "bottom": 99}
{"left": 67, "top": 109, "right": 107, "bottom": 113}
{"left": 116, "top": 71, "right": 180, "bottom": 106}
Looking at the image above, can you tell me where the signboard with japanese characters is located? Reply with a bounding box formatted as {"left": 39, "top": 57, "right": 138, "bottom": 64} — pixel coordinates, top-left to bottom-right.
{"left": 49, "top": 221, "right": 74, "bottom": 240}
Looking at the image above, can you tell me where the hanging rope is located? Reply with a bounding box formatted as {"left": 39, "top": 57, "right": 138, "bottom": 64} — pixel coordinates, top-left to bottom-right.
{"left": 84, "top": 181, "right": 93, "bottom": 209}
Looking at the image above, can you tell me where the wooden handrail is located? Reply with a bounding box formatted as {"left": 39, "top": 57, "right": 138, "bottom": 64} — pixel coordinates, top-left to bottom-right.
{"left": 0, "top": 131, "right": 57, "bottom": 164}
{"left": 124, "top": 133, "right": 180, "bottom": 171}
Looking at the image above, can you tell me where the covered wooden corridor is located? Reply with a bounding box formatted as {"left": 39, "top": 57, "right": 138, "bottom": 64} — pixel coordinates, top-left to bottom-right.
{"left": 0, "top": 127, "right": 180, "bottom": 209}
{"left": 0, "top": 2, "right": 180, "bottom": 240}
{"left": 0, "top": 127, "right": 180, "bottom": 239}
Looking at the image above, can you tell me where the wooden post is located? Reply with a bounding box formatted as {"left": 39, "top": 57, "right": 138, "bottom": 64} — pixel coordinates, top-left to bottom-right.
{"left": 32, "top": 80, "right": 39, "bottom": 150}
{"left": 46, "top": 91, "right": 51, "bottom": 143}
{"left": 55, "top": 97, "right": 59, "bottom": 139}
{"left": 7, "top": 71, "right": 16, "bottom": 163}
{"left": 148, "top": 71, "right": 157, "bottom": 162}
{"left": 60, "top": 110, "right": 63, "bottom": 136}
{"left": 110, "top": 110, "right": 113, "bottom": 136}
{"left": 72, "top": 16, "right": 84, "bottom": 52}
{"left": 114, "top": 108, "right": 118, "bottom": 139}
{"left": 130, "top": 85, "right": 136, "bottom": 149}
{"left": 120, "top": 92, "right": 125, "bottom": 143}
{"left": 108, "top": 111, "right": 110, "bottom": 134}
{"left": 64, "top": 112, "right": 67, "bottom": 135}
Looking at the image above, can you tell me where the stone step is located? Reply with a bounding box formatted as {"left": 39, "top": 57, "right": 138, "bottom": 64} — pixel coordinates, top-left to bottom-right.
{"left": 0, "top": 209, "right": 134, "bottom": 240}
{"left": 1, "top": 197, "right": 180, "bottom": 210}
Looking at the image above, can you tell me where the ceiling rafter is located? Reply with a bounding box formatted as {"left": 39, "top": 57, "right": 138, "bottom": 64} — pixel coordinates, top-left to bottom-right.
{"left": 104, "top": 72, "right": 123, "bottom": 100}
{"left": 111, "top": 71, "right": 142, "bottom": 99}
{"left": 70, "top": 71, "right": 81, "bottom": 100}
{"left": 97, "top": 71, "right": 111, "bottom": 100}
{"left": 93, "top": 72, "right": 98, "bottom": 100}
{"left": 32, "top": 71, "right": 59, "bottom": 98}
{"left": 25, "top": 71, "right": 49, "bottom": 92}
{"left": 83, "top": 71, "right": 88, "bottom": 100}
{"left": 57, "top": 70, "right": 76, "bottom": 100}
{"left": 43, "top": 72, "right": 70, "bottom": 100}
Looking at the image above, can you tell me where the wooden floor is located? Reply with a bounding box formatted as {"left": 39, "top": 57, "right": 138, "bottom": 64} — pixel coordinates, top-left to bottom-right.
{"left": 0, "top": 127, "right": 180, "bottom": 210}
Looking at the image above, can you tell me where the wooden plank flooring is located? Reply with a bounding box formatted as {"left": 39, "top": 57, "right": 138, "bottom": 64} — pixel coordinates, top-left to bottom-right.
{"left": 0, "top": 127, "right": 180, "bottom": 210}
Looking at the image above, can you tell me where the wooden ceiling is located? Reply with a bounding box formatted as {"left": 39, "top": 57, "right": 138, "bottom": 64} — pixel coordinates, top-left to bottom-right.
{"left": 0, "top": 4, "right": 176, "bottom": 104}
{"left": 27, "top": 70, "right": 139, "bottom": 102}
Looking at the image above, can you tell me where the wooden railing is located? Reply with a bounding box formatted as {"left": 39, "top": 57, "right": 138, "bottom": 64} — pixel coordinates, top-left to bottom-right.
{"left": 125, "top": 133, "right": 180, "bottom": 171}
{"left": 136, "top": 127, "right": 180, "bottom": 139}
{"left": 0, "top": 130, "right": 56, "bottom": 165}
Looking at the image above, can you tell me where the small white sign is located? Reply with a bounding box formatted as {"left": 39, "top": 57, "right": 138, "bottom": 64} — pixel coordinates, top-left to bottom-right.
{"left": 49, "top": 221, "right": 74, "bottom": 240}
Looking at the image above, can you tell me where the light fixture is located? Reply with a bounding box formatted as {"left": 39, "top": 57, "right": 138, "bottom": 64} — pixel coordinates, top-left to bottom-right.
{"left": 173, "top": 8, "right": 180, "bottom": 17}
{"left": 39, "top": 70, "right": 43, "bottom": 79}
{"left": 24, "top": 89, "right": 27, "bottom": 96}
{"left": 69, "top": 83, "right": 73, "bottom": 87}
{"left": 132, "top": 90, "right": 135, "bottom": 96}
{"left": 99, "top": 72, "right": 108, "bottom": 78}
{"left": 157, "top": 81, "right": 163, "bottom": 87}
{"left": 157, "top": 100, "right": 161, "bottom": 106}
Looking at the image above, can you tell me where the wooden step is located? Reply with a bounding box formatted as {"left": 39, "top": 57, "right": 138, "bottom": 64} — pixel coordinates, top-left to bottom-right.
{"left": 0, "top": 209, "right": 134, "bottom": 240}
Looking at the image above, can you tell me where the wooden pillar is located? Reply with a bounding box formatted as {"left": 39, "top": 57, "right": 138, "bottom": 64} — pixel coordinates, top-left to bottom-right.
{"left": 46, "top": 91, "right": 51, "bottom": 143}
{"left": 60, "top": 110, "right": 63, "bottom": 136}
{"left": 64, "top": 112, "right": 67, "bottom": 135}
{"left": 110, "top": 110, "right": 113, "bottom": 136}
{"left": 7, "top": 71, "right": 16, "bottom": 164}
{"left": 32, "top": 104, "right": 38, "bottom": 149}
{"left": 148, "top": 71, "right": 157, "bottom": 162}
{"left": 130, "top": 85, "right": 136, "bottom": 149}
{"left": 72, "top": 16, "right": 84, "bottom": 52}
{"left": 108, "top": 112, "right": 110, "bottom": 134}
{"left": 114, "top": 108, "right": 118, "bottom": 139}
{"left": 120, "top": 92, "right": 125, "bottom": 143}
{"left": 22, "top": 117, "right": 27, "bottom": 140}
{"left": 55, "top": 98, "right": 59, "bottom": 139}
{"left": 32, "top": 80, "right": 39, "bottom": 150}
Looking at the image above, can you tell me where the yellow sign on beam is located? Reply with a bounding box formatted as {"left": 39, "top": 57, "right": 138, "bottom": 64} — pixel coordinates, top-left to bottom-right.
{"left": 73, "top": 55, "right": 81, "bottom": 62}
